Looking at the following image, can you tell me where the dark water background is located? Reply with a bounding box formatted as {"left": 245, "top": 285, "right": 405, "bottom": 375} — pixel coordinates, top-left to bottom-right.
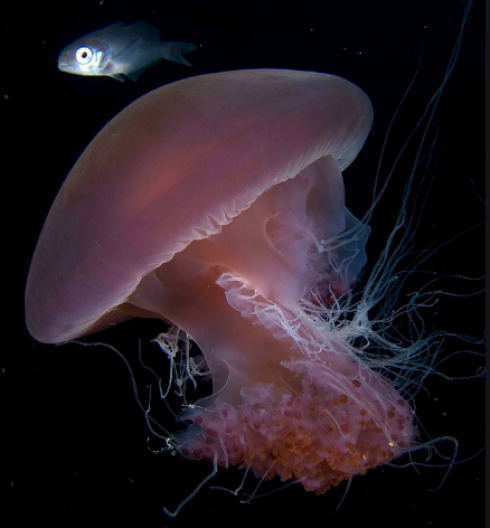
{"left": 3, "top": 0, "right": 484, "bottom": 526}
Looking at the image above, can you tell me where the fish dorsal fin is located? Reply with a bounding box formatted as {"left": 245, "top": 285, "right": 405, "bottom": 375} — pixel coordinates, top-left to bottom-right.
{"left": 128, "top": 21, "right": 160, "bottom": 40}
{"left": 106, "top": 21, "right": 125, "bottom": 29}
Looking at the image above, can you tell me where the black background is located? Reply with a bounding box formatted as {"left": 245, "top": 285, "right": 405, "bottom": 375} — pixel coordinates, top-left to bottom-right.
{"left": 3, "top": 0, "right": 485, "bottom": 527}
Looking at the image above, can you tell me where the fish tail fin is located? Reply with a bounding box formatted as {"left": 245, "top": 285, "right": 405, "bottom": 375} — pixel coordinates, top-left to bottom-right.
{"left": 159, "top": 41, "right": 198, "bottom": 66}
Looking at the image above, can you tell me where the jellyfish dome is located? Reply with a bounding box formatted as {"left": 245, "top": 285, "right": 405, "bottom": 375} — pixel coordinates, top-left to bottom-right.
{"left": 25, "top": 69, "right": 416, "bottom": 494}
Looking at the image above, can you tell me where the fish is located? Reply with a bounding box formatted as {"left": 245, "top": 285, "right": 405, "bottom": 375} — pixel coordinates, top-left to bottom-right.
{"left": 57, "top": 22, "right": 198, "bottom": 82}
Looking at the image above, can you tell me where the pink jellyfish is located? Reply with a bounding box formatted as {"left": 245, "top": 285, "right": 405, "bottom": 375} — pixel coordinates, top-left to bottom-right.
{"left": 25, "top": 70, "right": 417, "bottom": 497}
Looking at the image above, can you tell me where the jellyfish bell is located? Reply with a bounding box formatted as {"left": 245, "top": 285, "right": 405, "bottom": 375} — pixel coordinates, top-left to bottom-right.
{"left": 26, "top": 70, "right": 373, "bottom": 344}
{"left": 25, "top": 69, "right": 418, "bottom": 496}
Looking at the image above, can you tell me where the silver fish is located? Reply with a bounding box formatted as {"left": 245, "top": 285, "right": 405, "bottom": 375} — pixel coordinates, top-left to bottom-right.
{"left": 57, "top": 21, "right": 198, "bottom": 82}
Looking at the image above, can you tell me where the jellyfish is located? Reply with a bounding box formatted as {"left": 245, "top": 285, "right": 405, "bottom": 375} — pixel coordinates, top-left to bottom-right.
{"left": 22, "top": 0, "right": 484, "bottom": 521}
{"left": 25, "top": 68, "right": 419, "bottom": 499}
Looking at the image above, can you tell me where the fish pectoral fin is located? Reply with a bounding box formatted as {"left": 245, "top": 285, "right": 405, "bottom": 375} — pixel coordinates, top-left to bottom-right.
{"left": 109, "top": 74, "right": 127, "bottom": 82}
{"left": 110, "top": 37, "right": 144, "bottom": 61}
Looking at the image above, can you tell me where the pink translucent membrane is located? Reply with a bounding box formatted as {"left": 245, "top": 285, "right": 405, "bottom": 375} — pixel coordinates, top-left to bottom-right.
{"left": 170, "top": 273, "right": 416, "bottom": 493}
{"left": 129, "top": 156, "right": 417, "bottom": 492}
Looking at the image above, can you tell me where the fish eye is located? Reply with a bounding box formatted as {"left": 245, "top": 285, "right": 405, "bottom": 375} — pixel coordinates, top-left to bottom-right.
{"left": 75, "top": 46, "right": 94, "bottom": 65}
